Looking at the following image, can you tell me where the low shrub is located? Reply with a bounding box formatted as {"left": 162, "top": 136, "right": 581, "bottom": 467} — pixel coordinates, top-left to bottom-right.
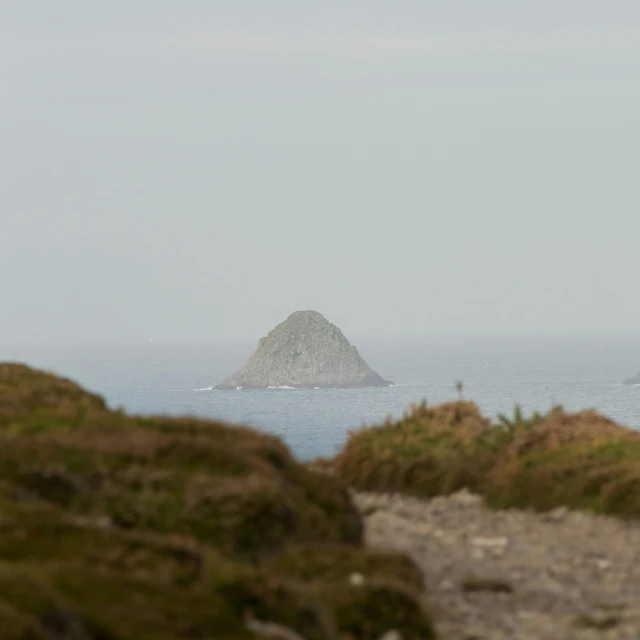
{"left": 336, "top": 399, "right": 640, "bottom": 519}
{"left": 335, "top": 401, "right": 500, "bottom": 498}
{"left": 486, "top": 410, "right": 640, "bottom": 515}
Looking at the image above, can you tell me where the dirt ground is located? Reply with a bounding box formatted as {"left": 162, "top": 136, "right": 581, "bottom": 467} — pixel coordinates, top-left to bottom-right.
{"left": 354, "top": 490, "right": 640, "bottom": 640}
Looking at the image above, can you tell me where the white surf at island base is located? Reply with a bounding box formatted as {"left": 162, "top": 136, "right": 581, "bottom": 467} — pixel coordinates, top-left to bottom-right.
{"left": 4, "top": 335, "right": 640, "bottom": 460}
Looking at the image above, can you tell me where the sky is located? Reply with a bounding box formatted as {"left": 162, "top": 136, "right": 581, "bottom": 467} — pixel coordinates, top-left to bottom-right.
{"left": 2, "top": 1, "right": 640, "bottom": 345}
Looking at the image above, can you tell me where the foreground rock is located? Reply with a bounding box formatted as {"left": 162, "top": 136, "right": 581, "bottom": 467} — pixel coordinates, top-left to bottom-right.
{"left": 214, "top": 310, "right": 392, "bottom": 390}
{"left": 355, "top": 489, "right": 640, "bottom": 640}
{"left": 0, "top": 363, "right": 432, "bottom": 640}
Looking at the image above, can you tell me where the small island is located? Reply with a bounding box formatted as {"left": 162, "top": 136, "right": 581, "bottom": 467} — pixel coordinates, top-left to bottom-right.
{"left": 624, "top": 371, "right": 640, "bottom": 385}
{"left": 214, "top": 310, "right": 393, "bottom": 390}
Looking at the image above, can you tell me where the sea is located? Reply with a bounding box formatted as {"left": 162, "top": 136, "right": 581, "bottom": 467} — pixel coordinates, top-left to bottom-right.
{"left": 3, "top": 335, "right": 640, "bottom": 461}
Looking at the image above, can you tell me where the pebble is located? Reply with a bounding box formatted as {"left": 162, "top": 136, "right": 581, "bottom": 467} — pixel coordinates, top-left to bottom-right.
{"left": 246, "top": 619, "right": 307, "bottom": 640}
{"left": 547, "top": 506, "right": 568, "bottom": 521}
{"left": 349, "top": 572, "right": 365, "bottom": 586}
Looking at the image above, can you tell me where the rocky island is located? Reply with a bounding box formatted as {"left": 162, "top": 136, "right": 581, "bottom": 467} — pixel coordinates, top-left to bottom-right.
{"left": 624, "top": 371, "right": 640, "bottom": 385}
{"left": 214, "top": 310, "right": 393, "bottom": 390}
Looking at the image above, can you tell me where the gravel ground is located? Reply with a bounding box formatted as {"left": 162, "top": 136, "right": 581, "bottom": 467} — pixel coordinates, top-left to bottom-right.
{"left": 354, "top": 490, "right": 640, "bottom": 640}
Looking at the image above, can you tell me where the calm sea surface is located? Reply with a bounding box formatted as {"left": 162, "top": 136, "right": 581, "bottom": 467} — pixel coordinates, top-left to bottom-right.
{"left": 4, "top": 336, "right": 640, "bottom": 460}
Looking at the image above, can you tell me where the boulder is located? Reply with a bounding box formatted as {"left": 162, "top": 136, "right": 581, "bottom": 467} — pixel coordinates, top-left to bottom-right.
{"left": 215, "top": 310, "right": 392, "bottom": 390}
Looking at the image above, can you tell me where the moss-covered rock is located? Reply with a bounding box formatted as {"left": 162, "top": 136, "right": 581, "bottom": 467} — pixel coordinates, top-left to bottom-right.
{"left": 0, "top": 363, "right": 435, "bottom": 639}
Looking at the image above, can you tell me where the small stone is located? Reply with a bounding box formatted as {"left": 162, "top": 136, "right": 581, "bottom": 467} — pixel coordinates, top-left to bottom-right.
{"left": 461, "top": 631, "right": 505, "bottom": 640}
{"left": 544, "top": 506, "right": 568, "bottom": 522}
{"left": 575, "top": 610, "right": 622, "bottom": 630}
{"left": 246, "top": 619, "right": 307, "bottom": 640}
{"left": 462, "top": 574, "right": 514, "bottom": 593}
{"left": 470, "top": 536, "right": 509, "bottom": 556}
{"left": 349, "top": 572, "right": 365, "bottom": 586}
{"left": 452, "top": 488, "right": 483, "bottom": 507}
{"left": 471, "top": 536, "right": 509, "bottom": 548}
{"left": 536, "top": 576, "right": 565, "bottom": 596}
{"left": 378, "top": 631, "right": 403, "bottom": 640}
{"left": 595, "top": 601, "right": 627, "bottom": 611}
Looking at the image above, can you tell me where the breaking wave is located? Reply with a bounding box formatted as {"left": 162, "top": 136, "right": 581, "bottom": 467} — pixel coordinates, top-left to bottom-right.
{"left": 267, "top": 385, "right": 296, "bottom": 390}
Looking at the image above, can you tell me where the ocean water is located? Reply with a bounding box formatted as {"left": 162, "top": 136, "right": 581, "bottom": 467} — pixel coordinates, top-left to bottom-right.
{"left": 3, "top": 335, "right": 640, "bottom": 460}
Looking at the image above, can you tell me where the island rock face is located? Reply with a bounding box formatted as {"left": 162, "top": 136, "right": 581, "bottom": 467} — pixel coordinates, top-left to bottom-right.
{"left": 624, "top": 372, "right": 640, "bottom": 385}
{"left": 214, "top": 310, "right": 393, "bottom": 390}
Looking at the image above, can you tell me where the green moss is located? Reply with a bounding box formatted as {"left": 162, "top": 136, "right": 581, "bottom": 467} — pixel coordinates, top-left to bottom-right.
{"left": 328, "top": 581, "right": 435, "bottom": 640}
{"left": 266, "top": 546, "right": 434, "bottom": 639}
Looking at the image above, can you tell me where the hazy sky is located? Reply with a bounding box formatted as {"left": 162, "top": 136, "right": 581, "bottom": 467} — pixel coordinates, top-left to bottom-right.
{"left": 3, "top": 1, "right": 640, "bottom": 344}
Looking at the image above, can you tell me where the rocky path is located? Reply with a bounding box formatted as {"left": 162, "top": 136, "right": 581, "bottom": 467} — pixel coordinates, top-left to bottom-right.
{"left": 354, "top": 491, "right": 640, "bottom": 640}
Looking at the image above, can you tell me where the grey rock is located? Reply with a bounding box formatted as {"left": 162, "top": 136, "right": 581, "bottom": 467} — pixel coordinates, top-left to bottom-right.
{"left": 349, "top": 572, "right": 366, "bottom": 586}
{"left": 574, "top": 610, "right": 622, "bottom": 630}
{"left": 214, "top": 310, "right": 392, "bottom": 390}
{"left": 246, "top": 619, "right": 308, "bottom": 640}
{"left": 544, "top": 506, "right": 569, "bottom": 522}
{"left": 624, "top": 372, "right": 640, "bottom": 385}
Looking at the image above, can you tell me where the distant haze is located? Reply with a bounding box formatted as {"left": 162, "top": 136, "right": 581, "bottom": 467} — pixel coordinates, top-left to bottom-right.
{"left": 2, "top": 1, "right": 640, "bottom": 345}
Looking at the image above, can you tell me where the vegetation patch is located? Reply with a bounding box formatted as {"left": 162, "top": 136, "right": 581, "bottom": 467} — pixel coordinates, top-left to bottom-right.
{"left": 335, "top": 401, "right": 501, "bottom": 498}
{"left": 336, "top": 399, "right": 640, "bottom": 518}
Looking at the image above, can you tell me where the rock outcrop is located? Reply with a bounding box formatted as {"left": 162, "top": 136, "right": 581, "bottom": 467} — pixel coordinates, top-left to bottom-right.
{"left": 214, "top": 310, "right": 392, "bottom": 390}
